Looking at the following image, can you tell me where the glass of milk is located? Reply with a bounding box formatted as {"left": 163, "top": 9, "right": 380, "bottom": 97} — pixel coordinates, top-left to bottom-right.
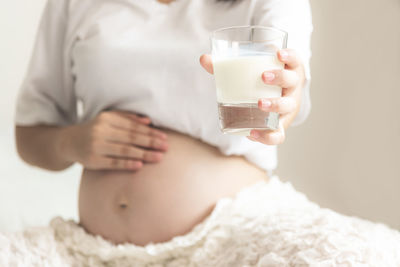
{"left": 211, "top": 26, "right": 288, "bottom": 135}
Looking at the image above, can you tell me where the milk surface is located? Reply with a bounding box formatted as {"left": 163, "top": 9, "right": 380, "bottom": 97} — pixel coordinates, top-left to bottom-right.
{"left": 213, "top": 54, "right": 284, "bottom": 104}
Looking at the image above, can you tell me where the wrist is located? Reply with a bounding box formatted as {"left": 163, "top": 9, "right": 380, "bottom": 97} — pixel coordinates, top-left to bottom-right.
{"left": 56, "top": 124, "right": 79, "bottom": 165}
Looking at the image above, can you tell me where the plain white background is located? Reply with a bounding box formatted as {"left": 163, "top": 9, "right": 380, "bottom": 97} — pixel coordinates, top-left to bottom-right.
{"left": 0, "top": 0, "right": 399, "bottom": 232}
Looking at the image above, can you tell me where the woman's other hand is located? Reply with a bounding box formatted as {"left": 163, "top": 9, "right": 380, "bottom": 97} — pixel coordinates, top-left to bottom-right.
{"left": 63, "top": 111, "right": 169, "bottom": 171}
{"left": 200, "top": 49, "right": 305, "bottom": 146}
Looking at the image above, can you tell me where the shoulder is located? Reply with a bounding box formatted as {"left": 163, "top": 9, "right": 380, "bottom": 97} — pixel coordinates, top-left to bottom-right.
{"left": 62, "top": 0, "right": 103, "bottom": 40}
{"left": 67, "top": 0, "right": 99, "bottom": 20}
{"left": 251, "top": 0, "right": 312, "bottom": 31}
{"left": 40, "top": 0, "right": 96, "bottom": 23}
{"left": 253, "top": 0, "right": 311, "bottom": 8}
{"left": 252, "top": 0, "right": 312, "bottom": 20}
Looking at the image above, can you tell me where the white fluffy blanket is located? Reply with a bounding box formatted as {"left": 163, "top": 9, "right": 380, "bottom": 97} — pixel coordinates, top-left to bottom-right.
{"left": 1, "top": 177, "right": 400, "bottom": 267}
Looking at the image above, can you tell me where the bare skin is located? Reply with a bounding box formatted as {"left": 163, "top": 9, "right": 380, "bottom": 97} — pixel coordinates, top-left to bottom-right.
{"left": 200, "top": 49, "right": 305, "bottom": 145}
{"left": 78, "top": 128, "right": 267, "bottom": 245}
{"left": 16, "top": 49, "right": 304, "bottom": 245}
{"left": 16, "top": 112, "right": 268, "bottom": 246}
{"left": 16, "top": 112, "right": 167, "bottom": 172}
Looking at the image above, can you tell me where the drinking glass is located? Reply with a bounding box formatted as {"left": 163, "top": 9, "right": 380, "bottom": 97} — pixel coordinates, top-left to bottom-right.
{"left": 211, "top": 26, "right": 288, "bottom": 135}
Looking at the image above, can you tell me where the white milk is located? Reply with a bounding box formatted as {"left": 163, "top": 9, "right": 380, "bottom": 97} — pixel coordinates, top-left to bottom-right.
{"left": 213, "top": 54, "right": 284, "bottom": 104}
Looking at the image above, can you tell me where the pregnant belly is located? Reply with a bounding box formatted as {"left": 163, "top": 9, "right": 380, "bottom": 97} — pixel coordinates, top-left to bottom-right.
{"left": 78, "top": 128, "right": 268, "bottom": 246}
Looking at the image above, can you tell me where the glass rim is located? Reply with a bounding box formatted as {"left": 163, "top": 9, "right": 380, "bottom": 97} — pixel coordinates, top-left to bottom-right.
{"left": 211, "top": 25, "right": 288, "bottom": 42}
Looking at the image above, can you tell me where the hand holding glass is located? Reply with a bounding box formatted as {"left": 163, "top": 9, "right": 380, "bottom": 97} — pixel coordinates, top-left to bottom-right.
{"left": 211, "top": 26, "right": 288, "bottom": 135}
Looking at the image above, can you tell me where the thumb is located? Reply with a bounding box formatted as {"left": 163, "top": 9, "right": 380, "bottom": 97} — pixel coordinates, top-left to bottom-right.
{"left": 199, "top": 54, "right": 214, "bottom": 74}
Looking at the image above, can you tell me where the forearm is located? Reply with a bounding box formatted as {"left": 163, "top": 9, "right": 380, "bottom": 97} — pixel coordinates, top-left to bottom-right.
{"left": 15, "top": 125, "right": 75, "bottom": 171}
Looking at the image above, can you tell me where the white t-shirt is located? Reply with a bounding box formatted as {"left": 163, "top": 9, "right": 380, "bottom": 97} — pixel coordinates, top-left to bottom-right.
{"left": 15, "top": 0, "right": 313, "bottom": 172}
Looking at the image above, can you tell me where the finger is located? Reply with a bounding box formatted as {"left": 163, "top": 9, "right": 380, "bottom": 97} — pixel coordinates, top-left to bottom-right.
{"left": 258, "top": 97, "right": 297, "bottom": 115}
{"left": 199, "top": 54, "right": 214, "bottom": 74}
{"left": 262, "top": 69, "right": 299, "bottom": 90}
{"left": 96, "top": 157, "right": 143, "bottom": 171}
{"left": 106, "top": 128, "right": 169, "bottom": 151}
{"left": 247, "top": 123, "right": 285, "bottom": 146}
{"left": 128, "top": 115, "right": 151, "bottom": 125}
{"left": 278, "top": 49, "right": 302, "bottom": 70}
{"left": 108, "top": 111, "right": 152, "bottom": 125}
{"left": 103, "top": 113, "right": 167, "bottom": 140}
{"left": 101, "top": 143, "right": 164, "bottom": 163}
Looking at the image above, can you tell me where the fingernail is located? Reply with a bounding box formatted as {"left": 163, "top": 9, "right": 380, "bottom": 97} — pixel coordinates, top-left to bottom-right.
{"left": 263, "top": 72, "right": 275, "bottom": 82}
{"left": 261, "top": 99, "right": 272, "bottom": 108}
{"left": 280, "top": 50, "right": 289, "bottom": 60}
{"left": 251, "top": 130, "right": 260, "bottom": 139}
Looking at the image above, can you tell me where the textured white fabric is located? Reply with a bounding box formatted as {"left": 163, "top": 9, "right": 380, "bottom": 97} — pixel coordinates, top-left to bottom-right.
{"left": 15, "top": 0, "right": 313, "bottom": 172}
{"left": 1, "top": 176, "right": 399, "bottom": 267}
